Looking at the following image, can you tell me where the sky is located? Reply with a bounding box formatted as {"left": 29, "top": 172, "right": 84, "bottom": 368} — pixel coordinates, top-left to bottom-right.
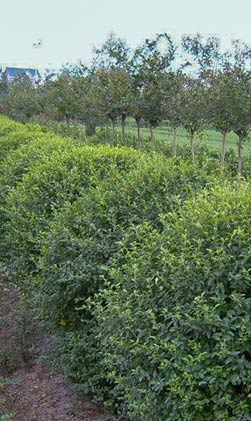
{"left": 1, "top": 0, "right": 251, "bottom": 69}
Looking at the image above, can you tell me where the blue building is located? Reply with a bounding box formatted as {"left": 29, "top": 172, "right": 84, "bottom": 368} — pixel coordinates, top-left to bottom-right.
{"left": 1, "top": 66, "right": 42, "bottom": 84}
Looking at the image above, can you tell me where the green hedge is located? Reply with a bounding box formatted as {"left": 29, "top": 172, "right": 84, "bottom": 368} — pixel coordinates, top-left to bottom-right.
{"left": 3, "top": 145, "right": 141, "bottom": 277}
{"left": 37, "top": 156, "right": 222, "bottom": 328}
{"left": 2, "top": 117, "right": 251, "bottom": 419}
{"left": 0, "top": 135, "right": 77, "bottom": 260}
{"left": 0, "top": 135, "right": 75, "bottom": 192}
{"left": 85, "top": 182, "right": 251, "bottom": 420}
{"left": 0, "top": 119, "right": 47, "bottom": 162}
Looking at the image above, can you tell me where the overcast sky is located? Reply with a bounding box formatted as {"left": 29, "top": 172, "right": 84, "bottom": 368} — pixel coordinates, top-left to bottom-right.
{"left": 1, "top": 0, "right": 251, "bottom": 68}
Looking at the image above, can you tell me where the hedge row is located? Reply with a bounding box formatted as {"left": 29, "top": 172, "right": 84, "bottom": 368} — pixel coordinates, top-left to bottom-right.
{"left": 1, "top": 117, "right": 250, "bottom": 419}
{"left": 36, "top": 156, "right": 222, "bottom": 328}
{"left": 2, "top": 149, "right": 142, "bottom": 275}
{"left": 85, "top": 183, "right": 251, "bottom": 420}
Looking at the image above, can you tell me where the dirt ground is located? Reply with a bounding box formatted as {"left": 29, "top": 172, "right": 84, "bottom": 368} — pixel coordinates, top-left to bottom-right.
{"left": 0, "top": 275, "right": 103, "bottom": 421}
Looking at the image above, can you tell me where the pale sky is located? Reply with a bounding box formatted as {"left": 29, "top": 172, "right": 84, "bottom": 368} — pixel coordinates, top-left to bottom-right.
{"left": 1, "top": 0, "right": 251, "bottom": 69}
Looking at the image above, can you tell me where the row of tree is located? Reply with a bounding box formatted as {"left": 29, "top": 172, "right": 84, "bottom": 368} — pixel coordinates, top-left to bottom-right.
{"left": 1, "top": 33, "right": 251, "bottom": 174}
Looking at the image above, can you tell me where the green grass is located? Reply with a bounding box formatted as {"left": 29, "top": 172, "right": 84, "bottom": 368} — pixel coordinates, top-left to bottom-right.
{"left": 120, "top": 120, "right": 251, "bottom": 157}
{"left": 45, "top": 117, "right": 251, "bottom": 158}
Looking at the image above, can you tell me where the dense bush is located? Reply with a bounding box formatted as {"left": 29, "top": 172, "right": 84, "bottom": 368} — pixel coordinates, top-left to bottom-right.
{"left": 0, "top": 118, "right": 48, "bottom": 162}
{"left": 0, "top": 115, "right": 23, "bottom": 136}
{"left": 2, "top": 117, "right": 251, "bottom": 419}
{"left": 0, "top": 134, "right": 76, "bottom": 193}
{"left": 37, "top": 156, "right": 223, "bottom": 328}
{"left": 3, "top": 145, "right": 141, "bottom": 277}
{"left": 0, "top": 135, "right": 77, "bottom": 259}
{"left": 82, "top": 182, "right": 251, "bottom": 420}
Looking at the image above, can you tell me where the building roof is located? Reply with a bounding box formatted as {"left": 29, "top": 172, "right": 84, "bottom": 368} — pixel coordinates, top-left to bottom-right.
{"left": 4, "top": 66, "right": 42, "bottom": 81}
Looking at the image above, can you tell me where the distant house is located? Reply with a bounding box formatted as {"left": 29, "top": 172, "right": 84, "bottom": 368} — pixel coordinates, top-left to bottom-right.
{"left": 3, "top": 67, "right": 42, "bottom": 84}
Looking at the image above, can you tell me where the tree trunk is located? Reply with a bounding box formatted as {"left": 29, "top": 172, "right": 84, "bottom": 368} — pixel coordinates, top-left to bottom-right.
{"left": 190, "top": 133, "right": 195, "bottom": 163}
{"left": 111, "top": 119, "right": 115, "bottom": 145}
{"left": 149, "top": 124, "right": 155, "bottom": 149}
{"left": 220, "top": 131, "right": 227, "bottom": 168}
{"left": 135, "top": 117, "right": 142, "bottom": 147}
{"left": 237, "top": 136, "right": 243, "bottom": 178}
{"left": 173, "top": 126, "right": 177, "bottom": 157}
{"left": 121, "top": 115, "right": 126, "bottom": 145}
{"left": 105, "top": 125, "right": 109, "bottom": 144}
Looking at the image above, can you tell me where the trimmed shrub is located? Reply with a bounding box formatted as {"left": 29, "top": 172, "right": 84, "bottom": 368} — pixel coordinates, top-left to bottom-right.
{"left": 37, "top": 156, "right": 223, "bottom": 328}
{"left": 0, "top": 121, "right": 46, "bottom": 162}
{"left": 3, "top": 145, "right": 141, "bottom": 277}
{"left": 86, "top": 181, "right": 251, "bottom": 420}
{"left": 0, "top": 135, "right": 75, "bottom": 193}
{"left": 2, "top": 117, "right": 251, "bottom": 418}
{"left": 0, "top": 135, "right": 77, "bottom": 259}
{"left": 0, "top": 116, "right": 23, "bottom": 135}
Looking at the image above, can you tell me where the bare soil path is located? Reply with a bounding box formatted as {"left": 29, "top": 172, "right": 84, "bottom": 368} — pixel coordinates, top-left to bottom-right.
{"left": 0, "top": 275, "right": 103, "bottom": 421}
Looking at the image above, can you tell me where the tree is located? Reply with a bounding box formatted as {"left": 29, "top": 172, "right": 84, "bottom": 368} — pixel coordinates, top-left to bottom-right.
{"left": 0, "top": 70, "right": 8, "bottom": 96}
{"left": 179, "top": 76, "right": 208, "bottom": 163}
{"left": 94, "top": 67, "right": 133, "bottom": 144}
{"left": 92, "top": 32, "right": 130, "bottom": 69}
{"left": 217, "top": 40, "right": 251, "bottom": 176}
{"left": 209, "top": 71, "right": 236, "bottom": 167}
{"left": 131, "top": 33, "right": 177, "bottom": 148}
{"left": 130, "top": 83, "right": 144, "bottom": 146}
{"left": 4, "top": 74, "right": 40, "bottom": 122}
{"left": 79, "top": 72, "right": 108, "bottom": 136}
{"left": 92, "top": 33, "right": 133, "bottom": 144}
{"left": 40, "top": 72, "right": 81, "bottom": 122}
{"left": 182, "top": 33, "right": 221, "bottom": 78}
{"left": 226, "top": 69, "right": 251, "bottom": 176}
{"left": 161, "top": 71, "right": 184, "bottom": 157}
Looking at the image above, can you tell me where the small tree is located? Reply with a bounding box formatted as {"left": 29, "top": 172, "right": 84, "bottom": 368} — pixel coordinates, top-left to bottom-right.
{"left": 4, "top": 74, "right": 40, "bottom": 122}
{"left": 161, "top": 71, "right": 184, "bottom": 157}
{"left": 227, "top": 69, "right": 251, "bottom": 176}
{"left": 76, "top": 72, "right": 107, "bottom": 136}
{"left": 39, "top": 74, "right": 74, "bottom": 122}
{"left": 179, "top": 76, "right": 208, "bottom": 163}
{"left": 130, "top": 84, "right": 144, "bottom": 146}
{"left": 92, "top": 32, "right": 130, "bottom": 69}
{"left": 92, "top": 33, "right": 132, "bottom": 144}
{"left": 216, "top": 40, "right": 251, "bottom": 176}
{"left": 209, "top": 71, "right": 236, "bottom": 167}
{"left": 131, "top": 33, "right": 177, "bottom": 148}
{"left": 94, "top": 67, "right": 133, "bottom": 144}
{"left": 182, "top": 33, "right": 221, "bottom": 78}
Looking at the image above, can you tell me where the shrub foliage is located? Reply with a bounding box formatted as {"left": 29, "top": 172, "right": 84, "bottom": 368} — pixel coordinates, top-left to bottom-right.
{"left": 88, "top": 183, "right": 251, "bottom": 420}
{"left": 1, "top": 117, "right": 251, "bottom": 420}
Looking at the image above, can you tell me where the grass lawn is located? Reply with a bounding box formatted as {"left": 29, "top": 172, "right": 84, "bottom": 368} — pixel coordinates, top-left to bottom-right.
{"left": 119, "top": 120, "right": 251, "bottom": 158}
